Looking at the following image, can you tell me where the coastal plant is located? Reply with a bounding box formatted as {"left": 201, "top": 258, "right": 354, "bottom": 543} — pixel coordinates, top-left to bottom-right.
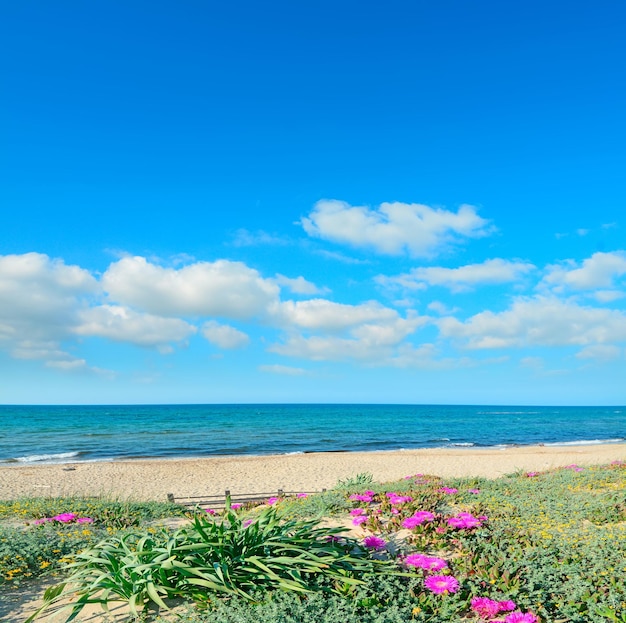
{"left": 0, "top": 522, "right": 106, "bottom": 585}
{"left": 29, "top": 505, "right": 397, "bottom": 621}
{"left": 335, "top": 472, "right": 375, "bottom": 492}
{"left": 0, "top": 496, "right": 184, "bottom": 527}
{"left": 7, "top": 461, "right": 626, "bottom": 623}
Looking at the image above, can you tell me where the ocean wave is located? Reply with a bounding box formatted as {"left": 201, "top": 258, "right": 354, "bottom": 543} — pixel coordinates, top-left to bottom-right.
{"left": 14, "top": 451, "right": 82, "bottom": 463}
{"left": 543, "top": 438, "right": 625, "bottom": 447}
{"left": 447, "top": 442, "right": 475, "bottom": 447}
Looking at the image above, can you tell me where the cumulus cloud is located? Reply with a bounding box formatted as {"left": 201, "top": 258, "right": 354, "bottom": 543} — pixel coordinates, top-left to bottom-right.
{"left": 272, "top": 299, "right": 400, "bottom": 332}
{"left": 0, "top": 253, "right": 101, "bottom": 366}
{"left": 75, "top": 305, "right": 196, "bottom": 348}
{"left": 102, "top": 256, "right": 279, "bottom": 318}
{"left": 301, "top": 200, "right": 492, "bottom": 257}
{"left": 439, "top": 296, "right": 626, "bottom": 349}
{"left": 377, "top": 259, "right": 535, "bottom": 292}
{"left": 274, "top": 274, "right": 330, "bottom": 295}
{"left": 542, "top": 251, "right": 626, "bottom": 292}
{"left": 0, "top": 252, "right": 98, "bottom": 342}
{"left": 201, "top": 321, "right": 250, "bottom": 349}
{"left": 269, "top": 315, "right": 427, "bottom": 362}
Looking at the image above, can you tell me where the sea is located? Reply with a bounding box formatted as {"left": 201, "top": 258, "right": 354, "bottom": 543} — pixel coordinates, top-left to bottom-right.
{"left": 0, "top": 404, "right": 624, "bottom": 465}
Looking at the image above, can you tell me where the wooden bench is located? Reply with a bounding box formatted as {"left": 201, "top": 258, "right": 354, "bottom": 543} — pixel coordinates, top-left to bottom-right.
{"left": 166, "top": 489, "right": 323, "bottom": 509}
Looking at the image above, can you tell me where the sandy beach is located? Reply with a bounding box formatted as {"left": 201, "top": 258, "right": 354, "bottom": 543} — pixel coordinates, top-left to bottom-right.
{"left": 2, "top": 443, "right": 626, "bottom": 501}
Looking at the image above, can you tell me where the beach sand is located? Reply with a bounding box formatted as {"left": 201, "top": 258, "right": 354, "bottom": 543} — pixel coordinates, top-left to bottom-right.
{"left": 2, "top": 443, "right": 626, "bottom": 501}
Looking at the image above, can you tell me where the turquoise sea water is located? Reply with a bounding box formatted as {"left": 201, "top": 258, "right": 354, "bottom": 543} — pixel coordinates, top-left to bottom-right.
{"left": 0, "top": 404, "right": 624, "bottom": 464}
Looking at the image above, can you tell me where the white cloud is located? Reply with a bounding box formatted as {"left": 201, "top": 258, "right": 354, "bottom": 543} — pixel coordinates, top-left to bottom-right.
{"left": 0, "top": 253, "right": 101, "bottom": 367}
{"left": 232, "top": 229, "right": 290, "bottom": 247}
{"left": 427, "top": 301, "right": 460, "bottom": 315}
{"left": 594, "top": 290, "right": 625, "bottom": 303}
{"left": 75, "top": 305, "right": 196, "bottom": 348}
{"left": 11, "top": 341, "right": 74, "bottom": 361}
{"left": 201, "top": 321, "right": 250, "bottom": 349}
{"left": 272, "top": 299, "right": 400, "bottom": 332}
{"left": 269, "top": 315, "right": 426, "bottom": 362}
{"left": 45, "top": 359, "right": 87, "bottom": 370}
{"left": 439, "top": 296, "right": 626, "bottom": 349}
{"left": 316, "top": 250, "right": 371, "bottom": 265}
{"left": 0, "top": 252, "right": 98, "bottom": 343}
{"left": 575, "top": 344, "right": 622, "bottom": 362}
{"left": 301, "top": 200, "right": 492, "bottom": 257}
{"left": 274, "top": 274, "right": 330, "bottom": 295}
{"left": 378, "top": 259, "right": 535, "bottom": 292}
{"left": 102, "top": 256, "right": 279, "bottom": 319}
{"left": 542, "top": 251, "right": 626, "bottom": 292}
{"left": 259, "top": 364, "right": 307, "bottom": 376}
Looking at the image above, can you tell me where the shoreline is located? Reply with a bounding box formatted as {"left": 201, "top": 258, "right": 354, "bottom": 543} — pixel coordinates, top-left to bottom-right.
{"left": 3, "top": 437, "right": 625, "bottom": 467}
{"left": 1, "top": 443, "right": 625, "bottom": 502}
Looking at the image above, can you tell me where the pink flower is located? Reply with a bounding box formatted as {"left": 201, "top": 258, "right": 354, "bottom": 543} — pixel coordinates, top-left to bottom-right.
{"left": 52, "top": 513, "right": 77, "bottom": 523}
{"left": 386, "top": 492, "right": 412, "bottom": 504}
{"left": 526, "top": 471, "right": 539, "bottom": 477}
{"left": 468, "top": 488, "right": 481, "bottom": 494}
{"left": 447, "top": 512, "right": 483, "bottom": 529}
{"left": 499, "top": 600, "right": 517, "bottom": 612}
{"left": 76, "top": 517, "right": 94, "bottom": 524}
{"left": 350, "top": 508, "right": 366, "bottom": 516}
{"left": 505, "top": 612, "right": 537, "bottom": 623}
{"left": 296, "top": 493, "right": 308, "bottom": 498}
{"left": 243, "top": 519, "right": 254, "bottom": 527}
{"left": 402, "top": 511, "right": 435, "bottom": 529}
{"left": 424, "top": 575, "right": 459, "bottom": 594}
{"left": 267, "top": 497, "right": 279, "bottom": 505}
{"left": 33, "top": 517, "right": 51, "bottom": 525}
{"left": 471, "top": 597, "right": 501, "bottom": 619}
{"left": 402, "top": 516, "right": 423, "bottom": 529}
{"left": 405, "top": 554, "right": 448, "bottom": 571}
{"left": 391, "top": 508, "right": 400, "bottom": 515}
{"left": 363, "top": 535, "right": 386, "bottom": 550}
{"left": 352, "top": 515, "right": 368, "bottom": 526}
{"left": 438, "top": 487, "right": 458, "bottom": 494}
{"left": 205, "top": 508, "right": 216, "bottom": 515}
{"left": 230, "top": 503, "right": 243, "bottom": 510}
{"left": 349, "top": 494, "right": 373, "bottom": 503}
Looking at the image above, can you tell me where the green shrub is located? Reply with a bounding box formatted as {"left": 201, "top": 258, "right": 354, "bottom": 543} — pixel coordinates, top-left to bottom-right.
{"left": 30, "top": 505, "right": 397, "bottom": 621}
{"left": 0, "top": 522, "right": 107, "bottom": 585}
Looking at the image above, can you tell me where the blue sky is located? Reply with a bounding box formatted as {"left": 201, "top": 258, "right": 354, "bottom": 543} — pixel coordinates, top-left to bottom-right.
{"left": 1, "top": 1, "right": 626, "bottom": 405}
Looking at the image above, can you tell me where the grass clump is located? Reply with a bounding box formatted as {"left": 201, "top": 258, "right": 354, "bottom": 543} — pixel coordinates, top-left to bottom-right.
{"left": 0, "top": 497, "right": 185, "bottom": 586}
{"left": 28, "top": 505, "right": 396, "bottom": 622}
